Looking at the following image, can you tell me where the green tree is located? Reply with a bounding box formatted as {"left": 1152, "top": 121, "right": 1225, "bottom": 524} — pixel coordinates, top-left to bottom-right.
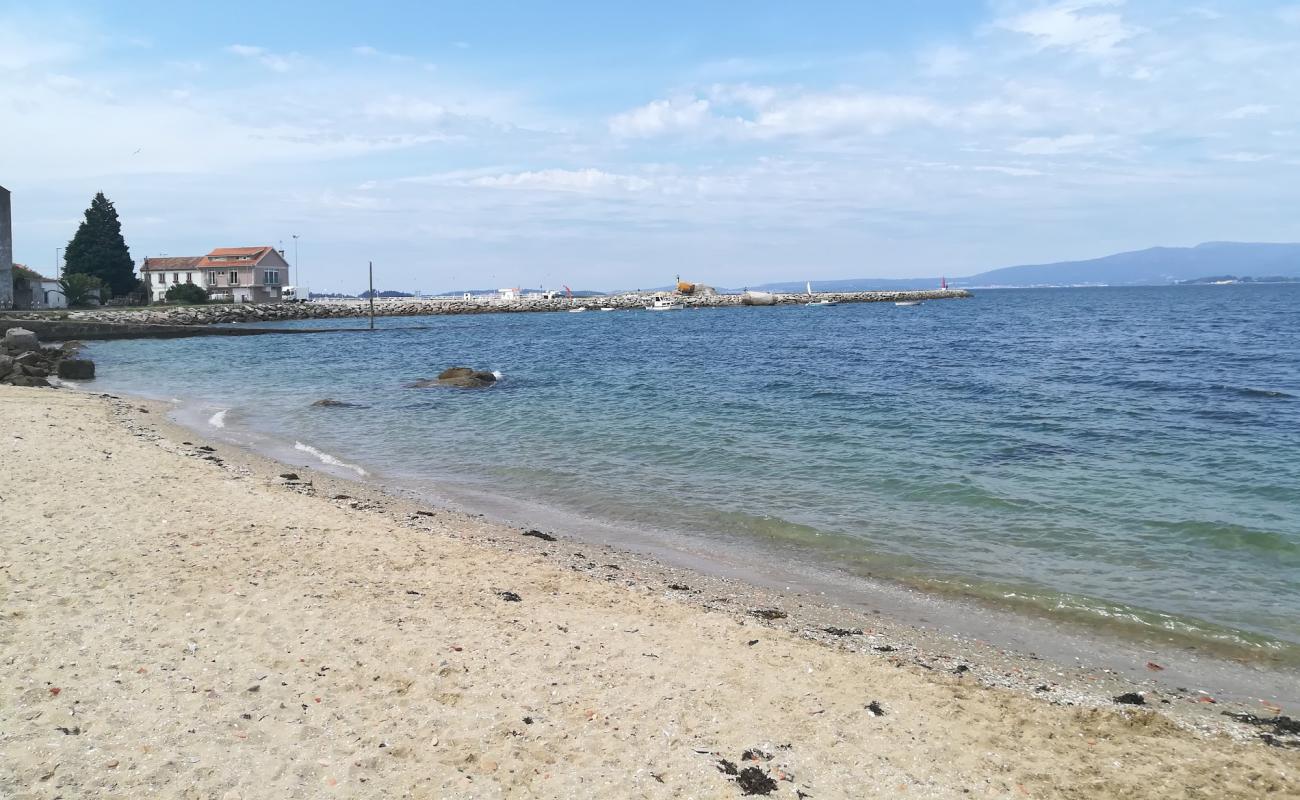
{"left": 59, "top": 273, "right": 106, "bottom": 308}
{"left": 164, "top": 282, "right": 208, "bottom": 304}
{"left": 64, "top": 192, "right": 136, "bottom": 297}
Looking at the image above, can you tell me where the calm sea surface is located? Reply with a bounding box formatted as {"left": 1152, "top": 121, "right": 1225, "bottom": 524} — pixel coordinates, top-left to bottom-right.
{"left": 87, "top": 285, "right": 1300, "bottom": 662}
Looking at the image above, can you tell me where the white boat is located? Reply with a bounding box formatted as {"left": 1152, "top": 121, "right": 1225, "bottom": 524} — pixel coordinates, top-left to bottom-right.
{"left": 599, "top": 306, "right": 617, "bottom": 311}
{"left": 894, "top": 300, "right": 923, "bottom": 307}
{"left": 568, "top": 307, "right": 588, "bottom": 313}
{"left": 741, "top": 290, "right": 777, "bottom": 306}
{"left": 805, "top": 282, "right": 837, "bottom": 306}
{"left": 646, "top": 294, "right": 684, "bottom": 311}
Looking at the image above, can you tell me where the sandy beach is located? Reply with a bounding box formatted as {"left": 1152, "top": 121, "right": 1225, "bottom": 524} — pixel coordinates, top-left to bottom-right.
{"left": 1, "top": 385, "right": 1297, "bottom": 799}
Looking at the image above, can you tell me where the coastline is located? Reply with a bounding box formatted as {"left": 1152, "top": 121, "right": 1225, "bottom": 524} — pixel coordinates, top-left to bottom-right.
{"left": 162, "top": 388, "right": 1300, "bottom": 709}
{"left": 2, "top": 384, "right": 1297, "bottom": 798}
{"left": 0, "top": 288, "right": 972, "bottom": 332}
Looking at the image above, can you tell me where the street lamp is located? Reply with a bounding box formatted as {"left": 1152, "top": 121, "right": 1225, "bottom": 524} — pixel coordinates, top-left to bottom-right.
{"left": 291, "top": 234, "right": 300, "bottom": 288}
{"left": 55, "top": 247, "right": 62, "bottom": 278}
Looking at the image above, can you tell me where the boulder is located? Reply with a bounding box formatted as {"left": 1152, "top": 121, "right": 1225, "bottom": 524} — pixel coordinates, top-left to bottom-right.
{"left": 57, "top": 359, "right": 96, "bottom": 380}
{"left": 409, "top": 366, "right": 498, "bottom": 389}
{"left": 8, "top": 374, "right": 51, "bottom": 388}
{"left": 3, "top": 327, "right": 39, "bottom": 353}
{"left": 0, "top": 354, "right": 13, "bottom": 379}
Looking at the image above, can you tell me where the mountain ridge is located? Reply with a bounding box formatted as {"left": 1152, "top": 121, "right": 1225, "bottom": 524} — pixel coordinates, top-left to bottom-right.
{"left": 751, "top": 241, "right": 1300, "bottom": 292}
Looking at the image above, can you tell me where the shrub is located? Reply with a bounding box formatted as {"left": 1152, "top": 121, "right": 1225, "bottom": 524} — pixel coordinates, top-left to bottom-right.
{"left": 164, "top": 282, "right": 208, "bottom": 305}
{"left": 59, "top": 273, "right": 107, "bottom": 308}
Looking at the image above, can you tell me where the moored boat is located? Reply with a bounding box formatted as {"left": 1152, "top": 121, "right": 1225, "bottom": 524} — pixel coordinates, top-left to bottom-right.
{"left": 647, "top": 294, "right": 684, "bottom": 311}
{"left": 805, "top": 281, "right": 837, "bottom": 306}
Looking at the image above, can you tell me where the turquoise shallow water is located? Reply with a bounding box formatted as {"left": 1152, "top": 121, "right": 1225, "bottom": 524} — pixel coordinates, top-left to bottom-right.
{"left": 86, "top": 285, "right": 1300, "bottom": 662}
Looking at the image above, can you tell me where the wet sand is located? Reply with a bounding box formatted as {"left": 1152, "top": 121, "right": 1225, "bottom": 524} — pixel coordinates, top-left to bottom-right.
{"left": 1, "top": 386, "right": 1296, "bottom": 798}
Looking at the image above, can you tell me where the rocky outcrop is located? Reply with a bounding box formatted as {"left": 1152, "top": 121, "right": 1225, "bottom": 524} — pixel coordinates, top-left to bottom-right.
{"left": 311, "top": 398, "right": 363, "bottom": 408}
{"left": 1, "top": 328, "right": 92, "bottom": 387}
{"left": 409, "top": 367, "right": 498, "bottom": 389}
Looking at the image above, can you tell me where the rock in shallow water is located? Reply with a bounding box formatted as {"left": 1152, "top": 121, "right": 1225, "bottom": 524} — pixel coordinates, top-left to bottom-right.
{"left": 57, "top": 359, "right": 96, "bottom": 380}
{"left": 408, "top": 366, "right": 498, "bottom": 389}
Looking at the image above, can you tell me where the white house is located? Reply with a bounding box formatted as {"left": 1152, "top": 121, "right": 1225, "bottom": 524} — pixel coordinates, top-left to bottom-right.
{"left": 141, "top": 246, "right": 290, "bottom": 303}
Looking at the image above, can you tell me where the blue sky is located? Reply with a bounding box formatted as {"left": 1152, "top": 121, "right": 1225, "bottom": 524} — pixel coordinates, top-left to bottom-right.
{"left": 3, "top": 1, "right": 1299, "bottom": 292}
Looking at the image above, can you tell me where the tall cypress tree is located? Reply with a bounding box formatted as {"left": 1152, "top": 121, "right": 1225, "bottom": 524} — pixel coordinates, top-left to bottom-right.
{"left": 64, "top": 192, "right": 136, "bottom": 296}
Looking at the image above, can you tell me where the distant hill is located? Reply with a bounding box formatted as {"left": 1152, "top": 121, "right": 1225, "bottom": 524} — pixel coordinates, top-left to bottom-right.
{"left": 753, "top": 242, "right": 1300, "bottom": 291}
{"left": 962, "top": 242, "right": 1300, "bottom": 287}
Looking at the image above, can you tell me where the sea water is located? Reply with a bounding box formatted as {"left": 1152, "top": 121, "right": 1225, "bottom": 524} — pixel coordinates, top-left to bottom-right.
{"left": 86, "top": 284, "right": 1300, "bottom": 664}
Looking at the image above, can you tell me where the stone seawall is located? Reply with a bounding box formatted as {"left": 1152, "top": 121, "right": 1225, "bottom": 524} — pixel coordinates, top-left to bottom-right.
{"left": 1, "top": 288, "right": 970, "bottom": 329}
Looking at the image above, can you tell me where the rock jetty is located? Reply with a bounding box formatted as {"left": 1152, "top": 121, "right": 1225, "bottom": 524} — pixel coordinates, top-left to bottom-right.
{"left": 0, "top": 288, "right": 971, "bottom": 329}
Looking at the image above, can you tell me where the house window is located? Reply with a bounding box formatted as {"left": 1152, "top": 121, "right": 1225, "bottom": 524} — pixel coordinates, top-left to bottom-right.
{"left": 186, "top": 272, "right": 193, "bottom": 284}
{"left": 263, "top": 270, "right": 280, "bottom": 286}
{"left": 206, "top": 271, "right": 218, "bottom": 286}
{"left": 173, "top": 273, "right": 179, "bottom": 284}
{"left": 229, "top": 271, "right": 240, "bottom": 285}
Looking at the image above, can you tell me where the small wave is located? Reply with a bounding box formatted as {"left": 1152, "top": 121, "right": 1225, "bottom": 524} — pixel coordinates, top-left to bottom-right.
{"left": 492, "top": 370, "right": 504, "bottom": 381}
{"left": 1210, "top": 384, "right": 1296, "bottom": 400}
{"left": 294, "top": 441, "right": 368, "bottom": 476}
{"left": 208, "top": 409, "right": 228, "bottom": 428}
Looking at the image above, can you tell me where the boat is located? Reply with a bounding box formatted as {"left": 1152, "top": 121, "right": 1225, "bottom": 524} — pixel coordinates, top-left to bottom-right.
{"left": 646, "top": 294, "right": 684, "bottom": 311}
{"left": 599, "top": 306, "right": 617, "bottom": 312}
{"left": 741, "top": 290, "right": 777, "bottom": 306}
{"left": 568, "top": 306, "right": 588, "bottom": 313}
{"left": 805, "top": 281, "right": 837, "bottom": 306}
{"left": 894, "top": 300, "right": 923, "bottom": 307}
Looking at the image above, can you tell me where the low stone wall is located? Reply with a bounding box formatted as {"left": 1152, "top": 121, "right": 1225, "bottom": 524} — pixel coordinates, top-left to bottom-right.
{"left": 1, "top": 289, "right": 971, "bottom": 328}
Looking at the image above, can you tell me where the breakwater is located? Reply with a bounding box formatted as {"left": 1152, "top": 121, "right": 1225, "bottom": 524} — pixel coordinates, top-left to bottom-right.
{"left": 2, "top": 289, "right": 970, "bottom": 328}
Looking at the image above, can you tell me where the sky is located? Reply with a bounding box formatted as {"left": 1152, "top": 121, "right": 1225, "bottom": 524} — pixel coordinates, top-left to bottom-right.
{"left": 2, "top": 0, "right": 1299, "bottom": 292}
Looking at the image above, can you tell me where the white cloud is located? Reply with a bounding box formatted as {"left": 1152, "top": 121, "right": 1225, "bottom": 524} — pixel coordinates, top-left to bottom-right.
{"left": 752, "top": 92, "right": 943, "bottom": 137}
{"left": 352, "top": 44, "right": 435, "bottom": 71}
{"left": 470, "top": 168, "right": 654, "bottom": 193}
{"left": 1222, "top": 104, "right": 1274, "bottom": 120}
{"left": 998, "top": 0, "right": 1137, "bottom": 56}
{"left": 611, "top": 88, "right": 946, "bottom": 140}
{"left": 0, "top": 13, "right": 83, "bottom": 71}
{"left": 364, "top": 95, "right": 450, "bottom": 122}
{"left": 1008, "top": 133, "right": 1106, "bottom": 155}
{"left": 972, "top": 165, "right": 1046, "bottom": 177}
{"left": 920, "top": 45, "right": 970, "bottom": 77}
{"left": 609, "top": 97, "right": 713, "bottom": 137}
{"left": 1213, "top": 151, "right": 1273, "bottom": 162}
{"left": 226, "top": 44, "right": 294, "bottom": 72}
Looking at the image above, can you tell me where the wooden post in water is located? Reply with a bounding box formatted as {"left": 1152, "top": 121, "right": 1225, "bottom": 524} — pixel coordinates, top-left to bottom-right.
{"left": 368, "top": 260, "right": 375, "bottom": 330}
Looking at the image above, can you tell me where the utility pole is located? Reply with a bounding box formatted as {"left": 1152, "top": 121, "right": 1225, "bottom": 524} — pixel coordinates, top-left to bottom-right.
{"left": 368, "top": 261, "right": 375, "bottom": 330}
{"left": 55, "top": 247, "right": 62, "bottom": 278}
{"left": 291, "top": 234, "right": 300, "bottom": 287}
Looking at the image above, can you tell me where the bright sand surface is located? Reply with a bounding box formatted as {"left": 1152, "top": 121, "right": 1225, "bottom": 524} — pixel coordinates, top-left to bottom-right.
{"left": 1, "top": 385, "right": 1297, "bottom": 799}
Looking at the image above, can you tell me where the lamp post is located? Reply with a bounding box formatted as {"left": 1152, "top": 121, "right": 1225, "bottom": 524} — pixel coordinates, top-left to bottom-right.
{"left": 291, "top": 234, "right": 300, "bottom": 288}
{"left": 55, "top": 247, "right": 62, "bottom": 278}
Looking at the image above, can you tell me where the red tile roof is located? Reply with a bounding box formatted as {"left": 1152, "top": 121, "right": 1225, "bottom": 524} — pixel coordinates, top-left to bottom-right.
{"left": 141, "top": 256, "right": 203, "bottom": 271}
{"left": 198, "top": 246, "right": 276, "bottom": 268}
